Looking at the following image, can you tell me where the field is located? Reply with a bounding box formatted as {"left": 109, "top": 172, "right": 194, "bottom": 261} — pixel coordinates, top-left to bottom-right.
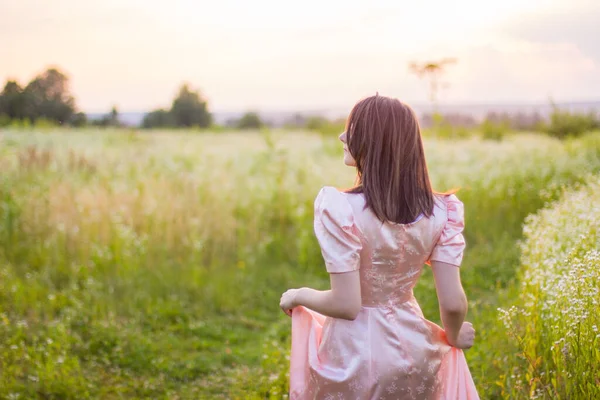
{"left": 1, "top": 128, "right": 600, "bottom": 399}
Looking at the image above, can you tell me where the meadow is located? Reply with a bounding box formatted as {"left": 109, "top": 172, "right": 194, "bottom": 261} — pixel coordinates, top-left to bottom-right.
{"left": 498, "top": 176, "right": 600, "bottom": 399}
{"left": 1, "top": 127, "right": 600, "bottom": 399}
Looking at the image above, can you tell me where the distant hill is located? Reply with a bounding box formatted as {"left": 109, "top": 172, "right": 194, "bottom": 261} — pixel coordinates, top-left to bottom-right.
{"left": 87, "top": 100, "right": 600, "bottom": 128}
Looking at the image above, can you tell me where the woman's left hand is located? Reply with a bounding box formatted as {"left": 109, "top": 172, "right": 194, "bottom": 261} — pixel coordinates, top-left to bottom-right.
{"left": 280, "top": 288, "right": 301, "bottom": 317}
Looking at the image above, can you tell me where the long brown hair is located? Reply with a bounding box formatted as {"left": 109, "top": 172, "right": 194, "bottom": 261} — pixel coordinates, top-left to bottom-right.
{"left": 345, "top": 94, "right": 435, "bottom": 224}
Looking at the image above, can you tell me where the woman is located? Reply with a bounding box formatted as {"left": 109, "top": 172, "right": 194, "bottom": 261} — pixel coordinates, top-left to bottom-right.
{"left": 279, "top": 94, "right": 479, "bottom": 399}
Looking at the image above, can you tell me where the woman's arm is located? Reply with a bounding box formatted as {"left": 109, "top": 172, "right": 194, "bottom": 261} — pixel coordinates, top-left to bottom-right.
{"left": 431, "top": 260, "right": 471, "bottom": 347}
{"left": 281, "top": 270, "right": 362, "bottom": 320}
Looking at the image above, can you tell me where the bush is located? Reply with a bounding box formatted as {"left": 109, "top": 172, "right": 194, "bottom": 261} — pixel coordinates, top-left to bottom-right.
{"left": 237, "top": 112, "right": 263, "bottom": 130}
{"left": 70, "top": 112, "right": 87, "bottom": 127}
{"left": 544, "top": 107, "right": 599, "bottom": 139}
{"left": 305, "top": 116, "right": 345, "bottom": 137}
{"left": 426, "top": 113, "right": 472, "bottom": 139}
{"left": 9, "top": 119, "right": 32, "bottom": 130}
{"left": 34, "top": 118, "right": 58, "bottom": 130}
{"left": 420, "top": 112, "right": 478, "bottom": 130}
{"left": 499, "top": 177, "right": 600, "bottom": 399}
{"left": 0, "top": 114, "right": 10, "bottom": 127}
{"left": 142, "top": 109, "right": 174, "bottom": 129}
{"left": 484, "top": 111, "right": 545, "bottom": 132}
{"left": 480, "top": 119, "right": 509, "bottom": 141}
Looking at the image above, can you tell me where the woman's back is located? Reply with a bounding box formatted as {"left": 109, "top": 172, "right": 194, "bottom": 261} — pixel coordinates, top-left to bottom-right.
{"left": 289, "top": 187, "right": 478, "bottom": 399}
{"left": 341, "top": 187, "right": 463, "bottom": 308}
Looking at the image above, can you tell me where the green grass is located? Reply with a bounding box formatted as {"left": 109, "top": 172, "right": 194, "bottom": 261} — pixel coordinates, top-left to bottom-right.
{"left": 1, "top": 128, "right": 600, "bottom": 398}
{"left": 497, "top": 177, "right": 600, "bottom": 399}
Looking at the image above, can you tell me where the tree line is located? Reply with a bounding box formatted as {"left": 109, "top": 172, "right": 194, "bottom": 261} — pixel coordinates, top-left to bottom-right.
{"left": 0, "top": 67, "right": 265, "bottom": 130}
{"left": 4, "top": 66, "right": 597, "bottom": 138}
{"left": 0, "top": 68, "right": 83, "bottom": 126}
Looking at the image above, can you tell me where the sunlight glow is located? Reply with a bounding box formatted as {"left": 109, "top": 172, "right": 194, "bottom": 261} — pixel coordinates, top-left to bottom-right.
{"left": 0, "top": 0, "right": 596, "bottom": 111}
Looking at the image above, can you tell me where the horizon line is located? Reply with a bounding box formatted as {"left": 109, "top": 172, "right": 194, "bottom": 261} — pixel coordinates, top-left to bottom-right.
{"left": 85, "top": 98, "right": 600, "bottom": 115}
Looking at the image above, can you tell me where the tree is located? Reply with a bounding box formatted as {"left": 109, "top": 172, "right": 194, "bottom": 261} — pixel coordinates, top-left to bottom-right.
{"left": 109, "top": 106, "right": 119, "bottom": 126}
{"left": 409, "top": 58, "right": 457, "bottom": 112}
{"left": 93, "top": 105, "right": 122, "bottom": 127}
{"left": 170, "top": 84, "right": 212, "bottom": 128}
{"left": 22, "top": 67, "right": 76, "bottom": 124}
{"left": 141, "top": 83, "right": 213, "bottom": 129}
{"left": 70, "top": 112, "right": 88, "bottom": 127}
{"left": 104, "top": 105, "right": 120, "bottom": 126}
{"left": 237, "top": 112, "right": 263, "bottom": 129}
{"left": 0, "top": 80, "right": 27, "bottom": 120}
{"left": 142, "top": 109, "right": 174, "bottom": 128}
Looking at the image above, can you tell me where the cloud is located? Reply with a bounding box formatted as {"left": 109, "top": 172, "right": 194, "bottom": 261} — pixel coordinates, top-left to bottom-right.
{"left": 439, "top": 41, "right": 599, "bottom": 103}
{"left": 498, "top": 3, "right": 600, "bottom": 62}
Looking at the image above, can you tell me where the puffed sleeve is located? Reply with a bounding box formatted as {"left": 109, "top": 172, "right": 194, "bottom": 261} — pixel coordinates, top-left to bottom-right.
{"left": 428, "top": 194, "right": 466, "bottom": 266}
{"left": 313, "top": 186, "right": 363, "bottom": 273}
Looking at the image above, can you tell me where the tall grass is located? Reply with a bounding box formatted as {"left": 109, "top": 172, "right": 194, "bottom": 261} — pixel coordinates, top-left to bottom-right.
{"left": 498, "top": 177, "right": 600, "bottom": 399}
{"left": 0, "top": 129, "right": 600, "bottom": 398}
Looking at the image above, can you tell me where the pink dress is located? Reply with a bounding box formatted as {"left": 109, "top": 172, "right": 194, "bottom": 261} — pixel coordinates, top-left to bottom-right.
{"left": 290, "top": 187, "right": 479, "bottom": 399}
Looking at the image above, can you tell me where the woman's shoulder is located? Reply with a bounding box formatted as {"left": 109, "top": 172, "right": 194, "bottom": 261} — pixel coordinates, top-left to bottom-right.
{"left": 315, "top": 185, "right": 349, "bottom": 209}
{"left": 432, "top": 193, "right": 465, "bottom": 226}
{"left": 315, "top": 185, "right": 341, "bottom": 198}
{"left": 433, "top": 193, "right": 463, "bottom": 210}
{"left": 314, "top": 186, "right": 358, "bottom": 227}
{"left": 314, "top": 185, "right": 356, "bottom": 203}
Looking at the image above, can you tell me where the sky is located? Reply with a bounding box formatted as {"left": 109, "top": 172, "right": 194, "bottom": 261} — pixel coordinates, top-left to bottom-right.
{"left": 1, "top": 0, "right": 599, "bottom": 113}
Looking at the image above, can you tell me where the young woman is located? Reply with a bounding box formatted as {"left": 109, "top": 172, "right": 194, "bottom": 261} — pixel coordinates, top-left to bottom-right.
{"left": 279, "top": 94, "right": 478, "bottom": 399}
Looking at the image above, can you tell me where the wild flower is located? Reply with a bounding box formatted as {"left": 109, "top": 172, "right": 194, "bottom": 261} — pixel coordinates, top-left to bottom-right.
{"left": 499, "top": 177, "right": 600, "bottom": 399}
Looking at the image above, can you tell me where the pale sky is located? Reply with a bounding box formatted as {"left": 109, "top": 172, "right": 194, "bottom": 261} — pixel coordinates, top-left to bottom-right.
{"left": 1, "top": 0, "right": 599, "bottom": 113}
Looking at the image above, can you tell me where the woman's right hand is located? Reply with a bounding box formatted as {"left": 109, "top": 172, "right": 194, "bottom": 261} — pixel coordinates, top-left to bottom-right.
{"left": 450, "top": 322, "right": 475, "bottom": 349}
